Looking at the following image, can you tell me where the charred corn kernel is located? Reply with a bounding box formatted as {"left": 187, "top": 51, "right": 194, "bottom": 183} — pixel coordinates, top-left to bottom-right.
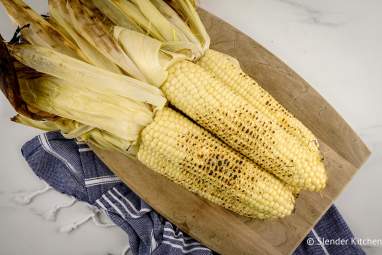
{"left": 161, "top": 61, "right": 327, "bottom": 192}
{"left": 198, "top": 49, "right": 320, "bottom": 153}
{"left": 286, "top": 185, "right": 302, "bottom": 198}
{"left": 138, "top": 107, "right": 295, "bottom": 219}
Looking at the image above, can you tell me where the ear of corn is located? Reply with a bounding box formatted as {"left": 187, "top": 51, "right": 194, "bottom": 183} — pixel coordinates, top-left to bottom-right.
{"left": 13, "top": 90, "right": 296, "bottom": 218}
{"left": 197, "top": 49, "right": 321, "bottom": 154}
{"left": 9, "top": 52, "right": 296, "bottom": 218}
{"left": 138, "top": 107, "right": 295, "bottom": 219}
{"left": 162, "top": 60, "right": 327, "bottom": 191}
{"left": 0, "top": 0, "right": 328, "bottom": 219}
{"left": 103, "top": 0, "right": 327, "bottom": 191}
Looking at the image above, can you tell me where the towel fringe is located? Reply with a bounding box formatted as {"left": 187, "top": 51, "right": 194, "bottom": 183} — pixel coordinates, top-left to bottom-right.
{"left": 43, "top": 197, "right": 77, "bottom": 221}
{"left": 59, "top": 213, "right": 94, "bottom": 233}
{"left": 120, "top": 244, "right": 131, "bottom": 255}
{"left": 59, "top": 207, "right": 116, "bottom": 233}
{"left": 12, "top": 184, "right": 52, "bottom": 205}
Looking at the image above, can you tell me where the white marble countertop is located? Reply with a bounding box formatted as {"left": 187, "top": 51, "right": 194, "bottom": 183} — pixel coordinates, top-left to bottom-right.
{"left": 0, "top": 1, "right": 381, "bottom": 254}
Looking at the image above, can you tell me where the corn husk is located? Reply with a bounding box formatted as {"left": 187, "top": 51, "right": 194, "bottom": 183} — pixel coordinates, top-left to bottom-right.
{"left": 64, "top": 0, "right": 146, "bottom": 80}
{"left": 9, "top": 44, "right": 166, "bottom": 108}
{"left": 0, "top": 0, "right": 84, "bottom": 59}
{"left": 19, "top": 75, "right": 152, "bottom": 144}
{"left": 114, "top": 27, "right": 185, "bottom": 87}
{"left": 13, "top": 114, "right": 137, "bottom": 155}
{"left": 48, "top": 0, "right": 122, "bottom": 73}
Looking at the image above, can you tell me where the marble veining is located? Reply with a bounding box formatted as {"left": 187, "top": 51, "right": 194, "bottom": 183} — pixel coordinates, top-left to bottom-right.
{"left": 273, "top": 0, "right": 343, "bottom": 27}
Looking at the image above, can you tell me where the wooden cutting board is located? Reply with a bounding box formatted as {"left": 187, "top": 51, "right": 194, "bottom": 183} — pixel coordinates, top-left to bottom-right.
{"left": 92, "top": 9, "right": 370, "bottom": 255}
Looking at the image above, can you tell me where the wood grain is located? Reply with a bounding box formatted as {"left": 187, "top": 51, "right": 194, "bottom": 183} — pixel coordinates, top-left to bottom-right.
{"left": 92, "top": 9, "right": 371, "bottom": 255}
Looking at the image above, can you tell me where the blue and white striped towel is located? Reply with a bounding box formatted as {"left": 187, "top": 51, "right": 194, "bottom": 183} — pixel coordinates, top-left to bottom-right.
{"left": 21, "top": 132, "right": 365, "bottom": 255}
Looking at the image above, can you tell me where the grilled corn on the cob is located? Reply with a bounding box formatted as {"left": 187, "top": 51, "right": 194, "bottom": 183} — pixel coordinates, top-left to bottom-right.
{"left": 98, "top": 0, "right": 327, "bottom": 191}
{"left": 2, "top": 38, "right": 295, "bottom": 219}
{"left": 0, "top": 0, "right": 328, "bottom": 219}
{"left": 197, "top": 49, "right": 320, "bottom": 153}
{"left": 162, "top": 60, "right": 326, "bottom": 191}
{"left": 139, "top": 108, "right": 295, "bottom": 219}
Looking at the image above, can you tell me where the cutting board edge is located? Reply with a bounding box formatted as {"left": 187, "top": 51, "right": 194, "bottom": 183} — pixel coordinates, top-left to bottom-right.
{"left": 287, "top": 147, "right": 371, "bottom": 254}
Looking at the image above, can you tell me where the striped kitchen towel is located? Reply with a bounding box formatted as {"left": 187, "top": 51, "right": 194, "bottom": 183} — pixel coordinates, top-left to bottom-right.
{"left": 21, "top": 131, "right": 365, "bottom": 255}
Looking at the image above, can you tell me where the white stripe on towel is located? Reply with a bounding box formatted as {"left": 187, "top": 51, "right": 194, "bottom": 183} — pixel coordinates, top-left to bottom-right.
{"left": 96, "top": 200, "right": 108, "bottom": 210}
{"left": 162, "top": 235, "right": 201, "bottom": 247}
{"left": 162, "top": 241, "right": 210, "bottom": 253}
{"left": 79, "top": 147, "right": 92, "bottom": 152}
{"left": 107, "top": 191, "right": 141, "bottom": 219}
{"left": 102, "top": 195, "right": 125, "bottom": 219}
{"left": 85, "top": 176, "right": 121, "bottom": 187}
{"left": 86, "top": 175, "right": 118, "bottom": 181}
{"left": 150, "top": 229, "right": 158, "bottom": 252}
{"left": 312, "top": 228, "right": 330, "bottom": 255}
{"left": 113, "top": 187, "right": 151, "bottom": 214}
{"left": 38, "top": 134, "right": 78, "bottom": 174}
{"left": 164, "top": 227, "right": 194, "bottom": 240}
